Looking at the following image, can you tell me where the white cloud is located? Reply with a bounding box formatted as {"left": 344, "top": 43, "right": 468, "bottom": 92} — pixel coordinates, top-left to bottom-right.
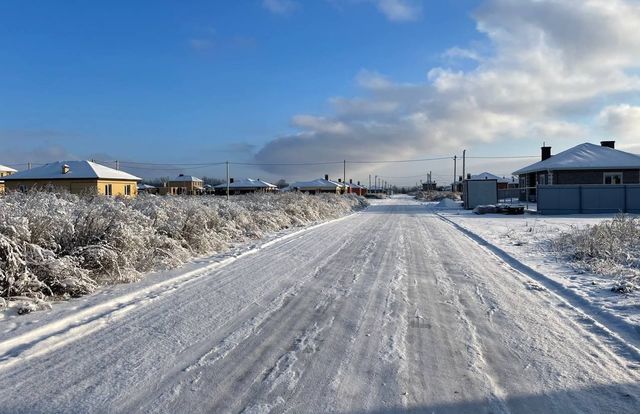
{"left": 255, "top": 0, "right": 640, "bottom": 179}
{"left": 263, "top": 0, "right": 299, "bottom": 15}
{"left": 373, "top": 0, "right": 422, "bottom": 22}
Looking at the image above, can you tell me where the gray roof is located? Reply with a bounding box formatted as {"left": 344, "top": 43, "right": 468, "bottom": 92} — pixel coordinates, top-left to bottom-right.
{"left": 513, "top": 143, "right": 640, "bottom": 175}
{"left": 170, "top": 174, "right": 203, "bottom": 183}
{"left": 3, "top": 160, "right": 141, "bottom": 181}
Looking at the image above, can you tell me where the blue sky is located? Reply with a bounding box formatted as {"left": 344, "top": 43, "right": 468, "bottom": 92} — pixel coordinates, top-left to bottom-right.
{"left": 2, "top": 0, "right": 640, "bottom": 185}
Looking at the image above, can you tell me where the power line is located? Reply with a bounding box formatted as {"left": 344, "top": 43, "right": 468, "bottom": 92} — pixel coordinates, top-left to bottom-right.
{"left": 348, "top": 156, "right": 453, "bottom": 164}
{"left": 465, "top": 155, "right": 538, "bottom": 159}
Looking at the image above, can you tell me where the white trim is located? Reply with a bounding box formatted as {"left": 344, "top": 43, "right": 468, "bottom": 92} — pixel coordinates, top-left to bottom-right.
{"left": 603, "top": 172, "right": 623, "bottom": 185}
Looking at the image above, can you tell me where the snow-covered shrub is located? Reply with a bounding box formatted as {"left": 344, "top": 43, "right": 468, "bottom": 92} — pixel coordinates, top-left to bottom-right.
{"left": 551, "top": 214, "right": 640, "bottom": 292}
{"left": 0, "top": 191, "right": 367, "bottom": 303}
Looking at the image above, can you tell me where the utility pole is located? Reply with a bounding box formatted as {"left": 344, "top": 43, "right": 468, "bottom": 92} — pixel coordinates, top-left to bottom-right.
{"left": 115, "top": 160, "right": 119, "bottom": 170}
{"left": 226, "top": 161, "right": 230, "bottom": 200}
{"left": 369, "top": 174, "right": 371, "bottom": 189}
{"left": 375, "top": 175, "right": 378, "bottom": 192}
{"left": 27, "top": 162, "right": 31, "bottom": 170}
{"left": 343, "top": 160, "right": 346, "bottom": 186}
{"left": 453, "top": 155, "right": 457, "bottom": 189}
{"left": 462, "top": 149, "right": 466, "bottom": 181}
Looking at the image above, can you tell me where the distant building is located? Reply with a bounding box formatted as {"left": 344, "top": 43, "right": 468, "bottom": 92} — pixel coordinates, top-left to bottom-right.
{"left": 3, "top": 160, "right": 140, "bottom": 196}
{"left": 161, "top": 174, "right": 204, "bottom": 195}
{"left": 213, "top": 178, "right": 278, "bottom": 195}
{"left": 137, "top": 183, "right": 158, "bottom": 195}
{"left": 0, "top": 164, "right": 17, "bottom": 194}
{"left": 422, "top": 182, "right": 437, "bottom": 191}
{"left": 286, "top": 175, "right": 345, "bottom": 194}
{"left": 345, "top": 179, "right": 367, "bottom": 196}
{"left": 513, "top": 141, "right": 640, "bottom": 201}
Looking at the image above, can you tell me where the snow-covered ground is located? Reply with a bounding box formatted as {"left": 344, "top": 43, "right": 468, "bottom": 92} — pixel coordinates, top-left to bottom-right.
{"left": 437, "top": 207, "right": 640, "bottom": 334}
{"left": 0, "top": 197, "right": 638, "bottom": 413}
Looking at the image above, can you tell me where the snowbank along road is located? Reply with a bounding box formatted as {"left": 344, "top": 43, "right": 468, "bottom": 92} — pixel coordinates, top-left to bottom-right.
{"left": 0, "top": 197, "right": 639, "bottom": 413}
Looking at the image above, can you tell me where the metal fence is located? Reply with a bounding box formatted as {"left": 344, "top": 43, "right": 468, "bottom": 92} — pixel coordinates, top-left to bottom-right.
{"left": 537, "top": 184, "right": 640, "bottom": 214}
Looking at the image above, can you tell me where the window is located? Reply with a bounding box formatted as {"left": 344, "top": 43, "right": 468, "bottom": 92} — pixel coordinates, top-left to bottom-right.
{"left": 124, "top": 184, "right": 131, "bottom": 196}
{"left": 104, "top": 184, "right": 112, "bottom": 195}
{"left": 604, "top": 172, "right": 623, "bottom": 184}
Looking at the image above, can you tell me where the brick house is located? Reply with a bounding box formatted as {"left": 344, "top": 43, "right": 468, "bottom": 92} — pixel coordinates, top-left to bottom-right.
{"left": 161, "top": 174, "right": 204, "bottom": 195}
{"left": 513, "top": 141, "right": 640, "bottom": 201}
{"left": 3, "top": 160, "right": 140, "bottom": 196}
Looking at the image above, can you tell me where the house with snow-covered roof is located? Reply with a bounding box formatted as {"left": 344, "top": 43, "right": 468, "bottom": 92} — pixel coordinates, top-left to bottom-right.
{"left": 3, "top": 160, "right": 140, "bottom": 196}
{"left": 213, "top": 178, "right": 277, "bottom": 195}
{"left": 342, "top": 179, "right": 367, "bottom": 196}
{"left": 513, "top": 141, "right": 640, "bottom": 201}
{"left": 161, "top": 174, "right": 204, "bottom": 195}
{"left": 514, "top": 141, "right": 640, "bottom": 185}
{"left": 286, "top": 175, "right": 346, "bottom": 195}
{"left": 0, "top": 164, "right": 17, "bottom": 194}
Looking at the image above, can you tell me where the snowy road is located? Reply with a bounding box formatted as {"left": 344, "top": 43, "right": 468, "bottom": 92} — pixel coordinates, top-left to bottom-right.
{"left": 1, "top": 198, "right": 639, "bottom": 413}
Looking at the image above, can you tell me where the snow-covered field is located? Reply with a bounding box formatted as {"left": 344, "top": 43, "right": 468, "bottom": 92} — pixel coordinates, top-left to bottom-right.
{"left": 437, "top": 207, "right": 640, "bottom": 333}
{"left": 0, "top": 197, "right": 638, "bottom": 413}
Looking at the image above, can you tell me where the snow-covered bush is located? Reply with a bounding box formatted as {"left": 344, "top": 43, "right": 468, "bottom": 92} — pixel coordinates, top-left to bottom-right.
{"left": 551, "top": 214, "right": 640, "bottom": 292}
{"left": 0, "top": 192, "right": 367, "bottom": 302}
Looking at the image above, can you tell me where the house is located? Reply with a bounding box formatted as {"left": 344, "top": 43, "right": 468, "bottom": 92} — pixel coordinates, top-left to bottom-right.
{"left": 513, "top": 141, "right": 640, "bottom": 201}
{"left": 0, "top": 164, "right": 17, "bottom": 194}
{"left": 286, "top": 175, "right": 346, "bottom": 194}
{"left": 137, "top": 183, "right": 158, "bottom": 195}
{"left": 213, "top": 178, "right": 278, "bottom": 195}
{"left": 3, "top": 160, "right": 140, "bottom": 196}
{"left": 160, "top": 174, "right": 204, "bottom": 195}
{"left": 339, "top": 179, "right": 367, "bottom": 196}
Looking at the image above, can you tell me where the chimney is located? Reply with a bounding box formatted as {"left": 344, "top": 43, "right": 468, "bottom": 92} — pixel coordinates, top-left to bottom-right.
{"left": 62, "top": 164, "right": 70, "bottom": 174}
{"left": 600, "top": 140, "right": 615, "bottom": 149}
{"left": 541, "top": 146, "right": 552, "bottom": 161}
{"left": 230, "top": 178, "right": 234, "bottom": 183}
{"left": 357, "top": 181, "right": 360, "bottom": 185}
{"left": 466, "top": 173, "right": 471, "bottom": 179}
{"left": 179, "top": 174, "right": 184, "bottom": 177}
{"left": 324, "top": 174, "right": 329, "bottom": 180}
{"left": 349, "top": 179, "right": 353, "bottom": 184}
{"left": 338, "top": 178, "right": 342, "bottom": 183}
{"left": 458, "top": 176, "right": 462, "bottom": 182}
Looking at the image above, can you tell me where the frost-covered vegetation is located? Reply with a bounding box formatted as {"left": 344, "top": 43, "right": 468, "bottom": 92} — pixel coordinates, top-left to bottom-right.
{"left": 414, "top": 191, "right": 461, "bottom": 202}
{"left": 0, "top": 192, "right": 367, "bottom": 310}
{"left": 552, "top": 214, "right": 640, "bottom": 293}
